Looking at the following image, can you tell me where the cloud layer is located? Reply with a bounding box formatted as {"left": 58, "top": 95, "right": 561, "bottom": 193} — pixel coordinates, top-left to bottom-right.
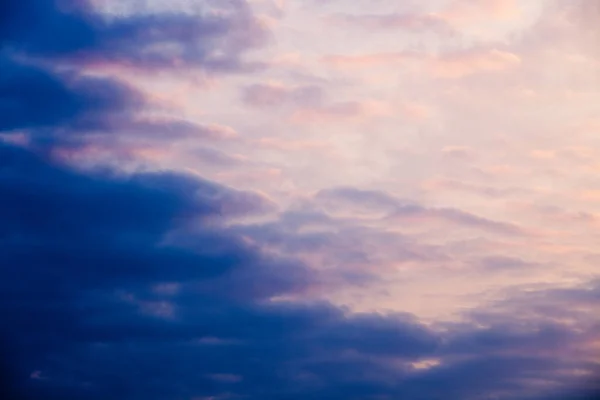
{"left": 1, "top": 0, "right": 599, "bottom": 399}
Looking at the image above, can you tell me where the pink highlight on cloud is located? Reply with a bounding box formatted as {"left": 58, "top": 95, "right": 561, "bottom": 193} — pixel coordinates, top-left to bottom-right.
{"left": 432, "top": 48, "right": 522, "bottom": 78}
{"left": 129, "top": 147, "right": 172, "bottom": 162}
{"left": 442, "top": 0, "right": 522, "bottom": 23}
{"left": 322, "top": 48, "right": 520, "bottom": 78}
{"left": 195, "top": 123, "right": 239, "bottom": 140}
{"left": 51, "top": 141, "right": 172, "bottom": 167}
{"left": 574, "top": 118, "right": 600, "bottom": 136}
{"left": 530, "top": 150, "right": 556, "bottom": 160}
{"left": 326, "top": 12, "right": 455, "bottom": 35}
{"left": 256, "top": 137, "right": 331, "bottom": 152}
{"left": 267, "top": 52, "right": 306, "bottom": 69}
{"left": 401, "top": 102, "right": 433, "bottom": 121}
{"left": 0, "top": 131, "right": 30, "bottom": 147}
{"left": 322, "top": 52, "right": 417, "bottom": 69}
{"left": 578, "top": 190, "right": 600, "bottom": 202}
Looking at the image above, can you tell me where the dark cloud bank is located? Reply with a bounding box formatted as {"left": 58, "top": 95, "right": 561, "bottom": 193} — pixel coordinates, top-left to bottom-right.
{"left": 0, "top": 1, "right": 599, "bottom": 399}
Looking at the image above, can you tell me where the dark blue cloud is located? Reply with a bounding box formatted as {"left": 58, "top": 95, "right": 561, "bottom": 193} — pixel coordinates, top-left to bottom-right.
{"left": 0, "top": 145, "right": 283, "bottom": 294}
{"left": 0, "top": 0, "right": 97, "bottom": 56}
{"left": 0, "top": 147, "right": 439, "bottom": 400}
{"left": 0, "top": 0, "right": 266, "bottom": 142}
{"left": 1, "top": 0, "right": 267, "bottom": 69}
{"left": 0, "top": 55, "right": 142, "bottom": 135}
{"left": 0, "top": 143, "right": 315, "bottom": 398}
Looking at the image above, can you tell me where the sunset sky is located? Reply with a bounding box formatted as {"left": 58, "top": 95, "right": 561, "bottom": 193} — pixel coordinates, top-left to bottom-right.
{"left": 1, "top": 0, "right": 600, "bottom": 399}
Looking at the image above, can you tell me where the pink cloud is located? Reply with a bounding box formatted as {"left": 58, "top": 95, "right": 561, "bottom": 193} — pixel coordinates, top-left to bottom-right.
{"left": 432, "top": 48, "right": 521, "bottom": 78}
{"left": 326, "top": 12, "right": 456, "bottom": 35}
{"left": 442, "top": 0, "right": 522, "bottom": 23}
{"left": 322, "top": 48, "right": 521, "bottom": 78}
{"left": 401, "top": 102, "right": 433, "bottom": 121}
{"left": 321, "top": 52, "right": 418, "bottom": 68}
{"left": 256, "top": 137, "right": 331, "bottom": 151}
{"left": 441, "top": 146, "right": 477, "bottom": 161}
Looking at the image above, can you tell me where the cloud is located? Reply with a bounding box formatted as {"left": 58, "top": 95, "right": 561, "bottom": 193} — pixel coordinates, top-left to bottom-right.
{"left": 2, "top": 146, "right": 578, "bottom": 399}
{"left": 442, "top": 0, "right": 522, "bottom": 23}
{"left": 326, "top": 12, "right": 456, "bottom": 35}
{"left": 233, "top": 208, "right": 447, "bottom": 283}
{"left": 321, "top": 0, "right": 524, "bottom": 35}
{"left": 0, "top": 147, "right": 440, "bottom": 398}
{"left": 0, "top": 146, "right": 596, "bottom": 399}
{"left": 317, "top": 186, "right": 527, "bottom": 235}
{"left": 0, "top": 56, "right": 142, "bottom": 134}
{"left": 240, "top": 83, "right": 392, "bottom": 123}
{"left": 317, "top": 186, "right": 406, "bottom": 212}
{"left": 2, "top": 1, "right": 599, "bottom": 399}
{"left": 0, "top": 0, "right": 259, "bottom": 153}
{"left": 291, "top": 100, "right": 393, "bottom": 123}
{"left": 240, "top": 83, "right": 395, "bottom": 126}
{"left": 241, "top": 83, "right": 324, "bottom": 108}
{"left": 1, "top": 0, "right": 268, "bottom": 71}
{"left": 192, "top": 146, "right": 248, "bottom": 167}
{"left": 432, "top": 48, "right": 522, "bottom": 78}
{"left": 255, "top": 137, "right": 331, "bottom": 152}
{"left": 0, "top": 4, "right": 444, "bottom": 398}
{"left": 476, "top": 255, "right": 538, "bottom": 271}
{"left": 515, "top": 0, "right": 600, "bottom": 61}
{"left": 321, "top": 48, "right": 521, "bottom": 78}
{"left": 423, "top": 178, "right": 522, "bottom": 199}
{"left": 0, "top": 143, "right": 313, "bottom": 397}
{"left": 322, "top": 51, "right": 418, "bottom": 69}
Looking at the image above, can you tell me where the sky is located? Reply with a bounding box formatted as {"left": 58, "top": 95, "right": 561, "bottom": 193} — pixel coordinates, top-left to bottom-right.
{"left": 1, "top": 0, "right": 600, "bottom": 399}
